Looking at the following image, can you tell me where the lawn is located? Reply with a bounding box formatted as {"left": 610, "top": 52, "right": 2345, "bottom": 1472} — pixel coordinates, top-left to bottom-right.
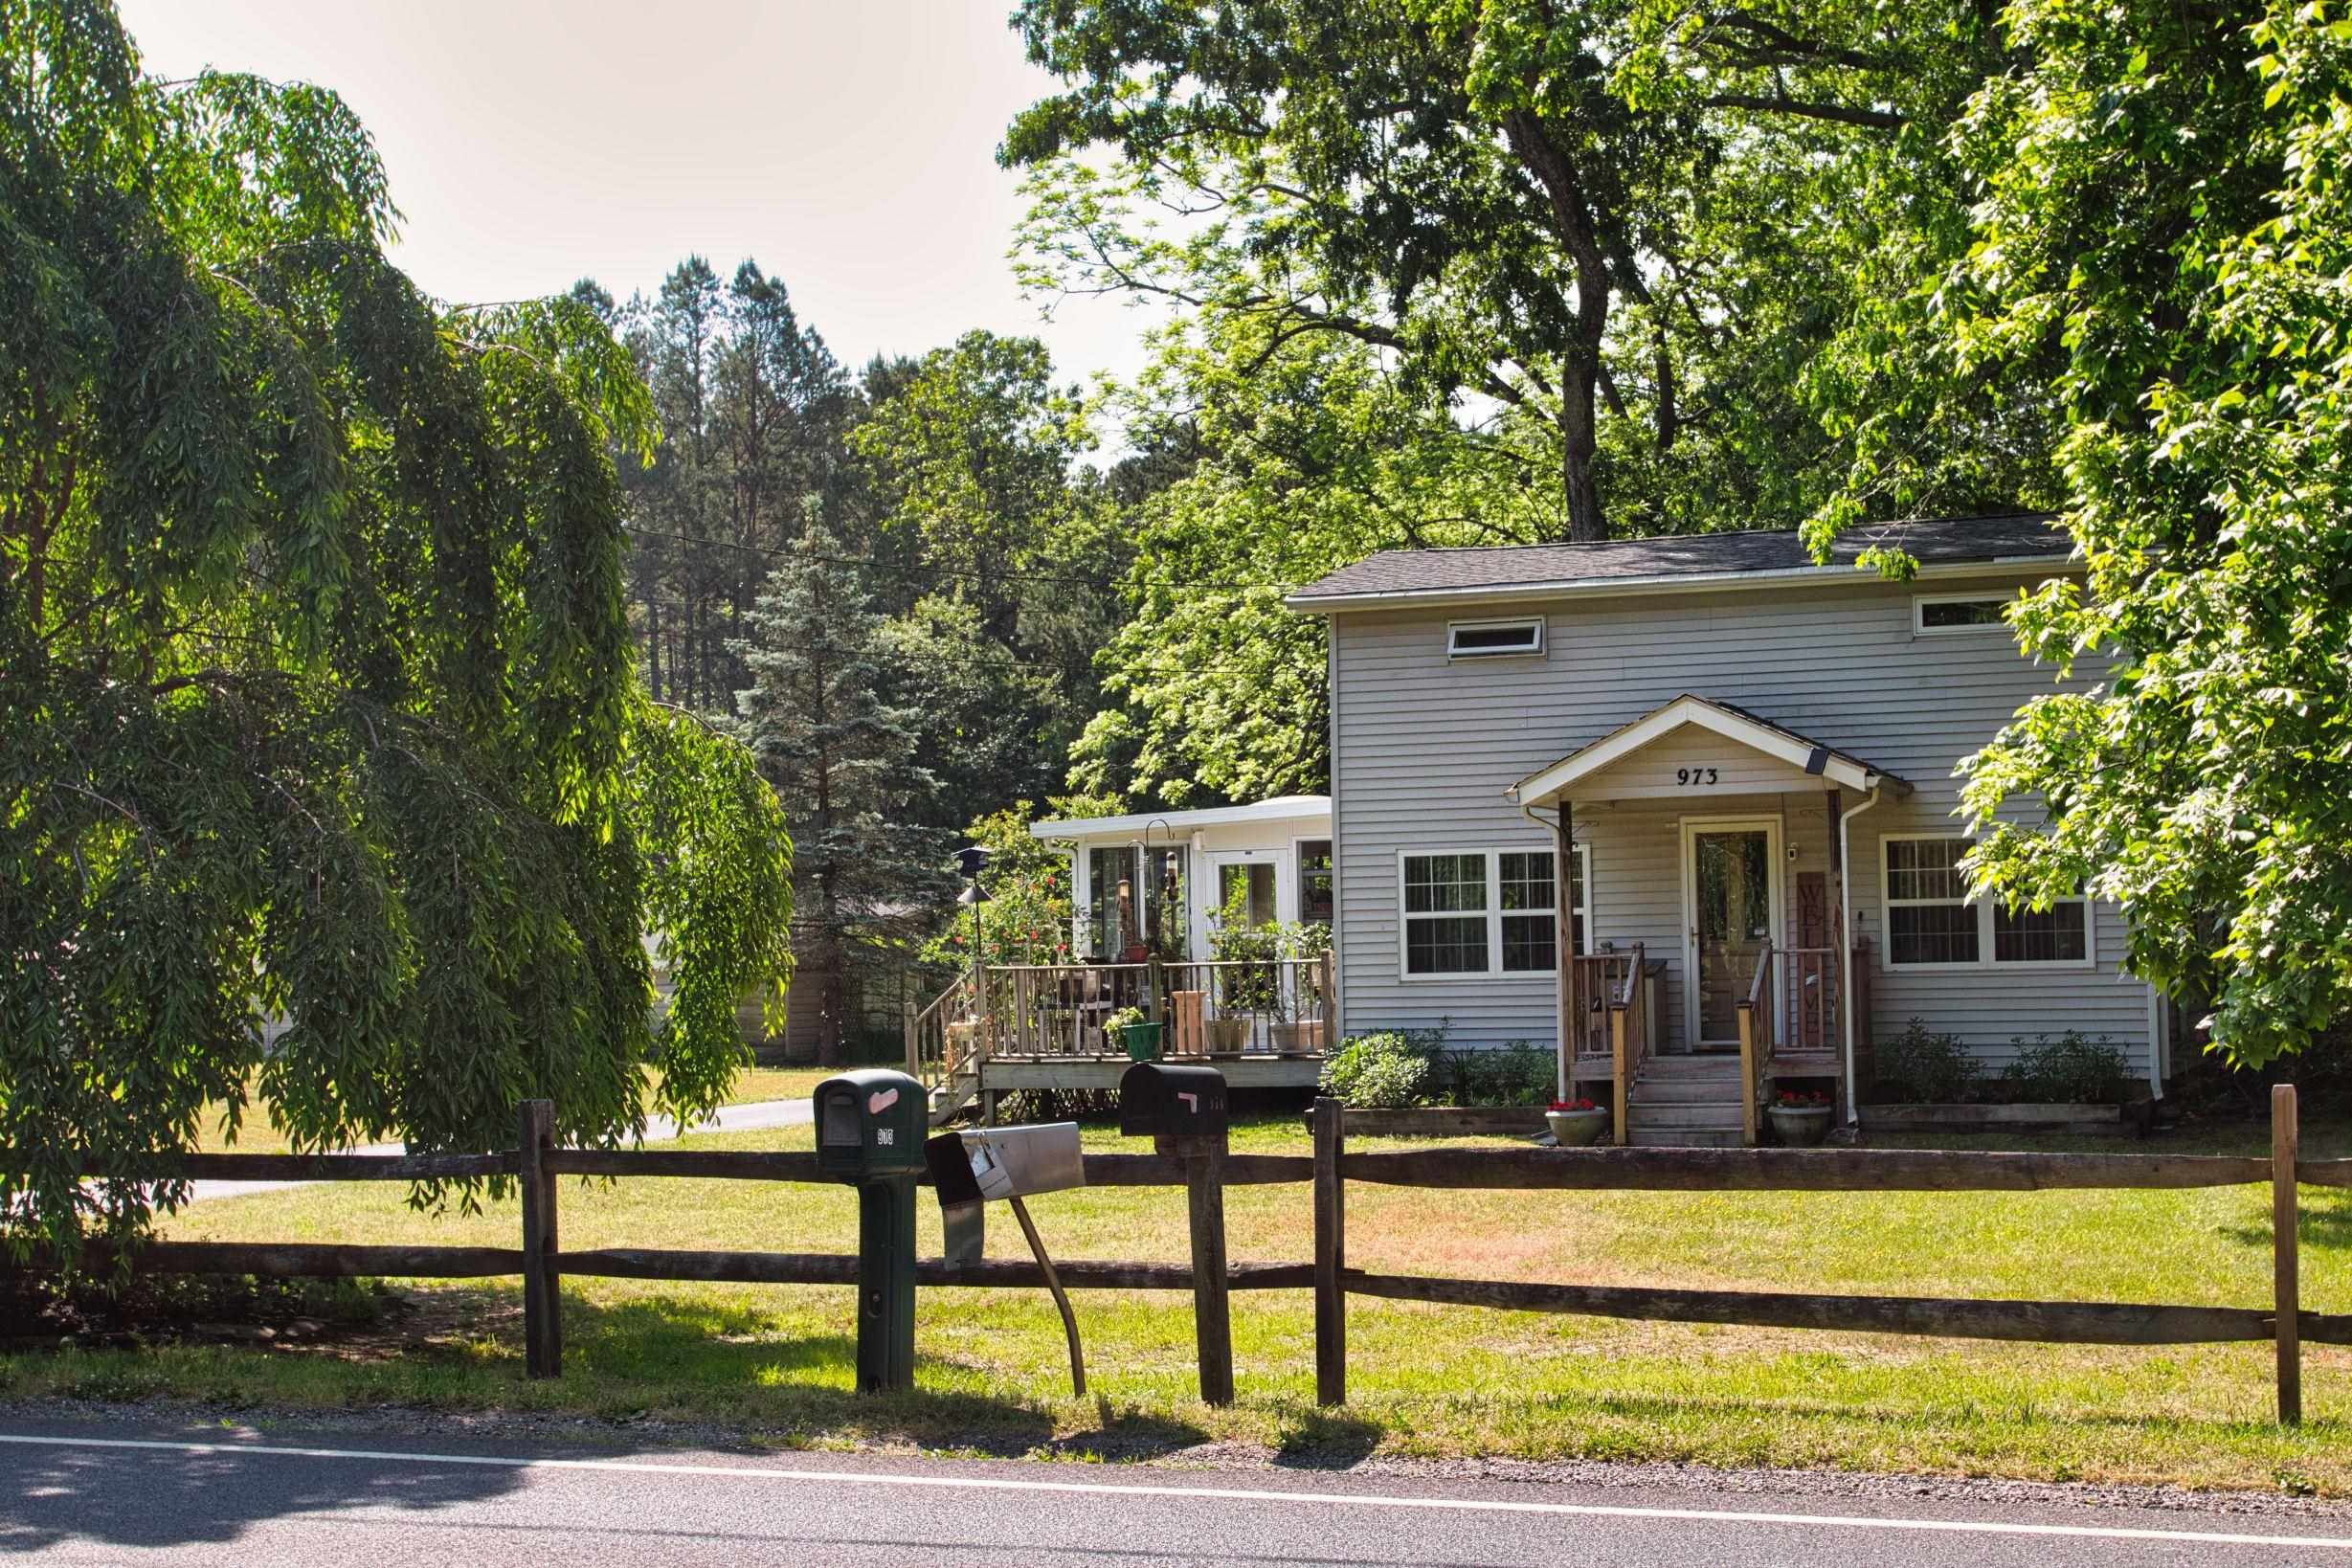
{"left": 13, "top": 1112, "right": 2350, "bottom": 1494}
{"left": 193, "top": 1064, "right": 828, "bottom": 1154}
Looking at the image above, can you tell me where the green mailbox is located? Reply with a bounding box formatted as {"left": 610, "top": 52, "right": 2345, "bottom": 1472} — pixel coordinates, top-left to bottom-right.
{"left": 813, "top": 1067, "right": 927, "bottom": 1393}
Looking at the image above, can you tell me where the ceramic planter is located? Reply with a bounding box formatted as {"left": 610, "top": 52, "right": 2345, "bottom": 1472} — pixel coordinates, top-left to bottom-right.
{"left": 1546, "top": 1109, "right": 1608, "bottom": 1146}
{"left": 1768, "top": 1104, "right": 1834, "bottom": 1146}
{"left": 1269, "top": 1020, "right": 1325, "bottom": 1053}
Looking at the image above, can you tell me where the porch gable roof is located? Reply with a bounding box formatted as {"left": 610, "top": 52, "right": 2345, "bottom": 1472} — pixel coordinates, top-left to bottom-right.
{"left": 1507, "top": 695, "right": 1914, "bottom": 806}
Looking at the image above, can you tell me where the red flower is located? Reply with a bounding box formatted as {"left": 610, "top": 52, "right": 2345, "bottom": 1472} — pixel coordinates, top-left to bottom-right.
{"left": 1548, "top": 1098, "right": 1598, "bottom": 1113}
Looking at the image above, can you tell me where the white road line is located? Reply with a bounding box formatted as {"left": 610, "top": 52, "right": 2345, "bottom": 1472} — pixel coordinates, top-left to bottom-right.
{"left": 3, "top": 1432, "right": 2346, "bottom": 1551}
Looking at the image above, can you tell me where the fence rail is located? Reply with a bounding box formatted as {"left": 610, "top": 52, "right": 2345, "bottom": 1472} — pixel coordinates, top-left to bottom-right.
{"left": 14, "top": 1086, "right": 2342, "bottom": 1426}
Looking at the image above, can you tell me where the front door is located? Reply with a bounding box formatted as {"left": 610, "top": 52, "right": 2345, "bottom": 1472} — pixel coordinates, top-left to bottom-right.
{"left": 1681, "top": 818, "right": 1782, "bottom": 1049}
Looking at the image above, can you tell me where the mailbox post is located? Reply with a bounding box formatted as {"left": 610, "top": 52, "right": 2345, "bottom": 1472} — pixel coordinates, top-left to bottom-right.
{"left": 926, "top": 1121, "right": 1090, "bottom": 1396}
{"left": 1119, "top": 1063, "right": 1234, "bottom": 1405}
{"left": 814, "top": 1067, "right": 928, "bottom": 1394}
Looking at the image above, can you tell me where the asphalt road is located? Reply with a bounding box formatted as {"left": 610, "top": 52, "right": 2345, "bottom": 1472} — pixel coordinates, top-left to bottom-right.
{"left": 4, "top": 1419, "right": 2350, "bottom": 1565}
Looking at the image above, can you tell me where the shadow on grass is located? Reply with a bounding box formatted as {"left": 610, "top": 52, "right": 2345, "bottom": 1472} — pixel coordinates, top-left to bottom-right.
{"left": 2218, "top": 1189, "right": 2352, "bottom": 1251}
{"left": 1270, "top": 1408, "right": 1384, "bottom": 1468}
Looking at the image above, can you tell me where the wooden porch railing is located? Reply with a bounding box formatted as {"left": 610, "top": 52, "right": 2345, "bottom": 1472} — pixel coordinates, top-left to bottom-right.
{"left": 1736, "top": 940, "right": 1775, "bottom": 1146}
{"left": 918, "top": 955, "right": 1335, "bottom": 1064}
{"left": 1606, "top": 945, "right": 1650, "bottom": 1148}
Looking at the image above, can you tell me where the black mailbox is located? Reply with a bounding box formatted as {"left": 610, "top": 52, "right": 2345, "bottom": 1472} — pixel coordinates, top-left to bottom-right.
{"left": 1119, "top": 1062, "right": 1228, "bottom": 1140}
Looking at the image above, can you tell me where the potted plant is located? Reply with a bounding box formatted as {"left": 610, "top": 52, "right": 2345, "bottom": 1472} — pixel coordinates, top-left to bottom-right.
{"left": 1106, "top": 1004, "right": 1161, "bottom": 1063}
{"left": 1204, "top": 1015, "right": 1251, "bottom": 1053}
{"left": 1768, "top": 1088, "right": 1835, "bottom": 1146}
{"left": 1546, "top": 1097, "right": 1608, "bottom": 1146}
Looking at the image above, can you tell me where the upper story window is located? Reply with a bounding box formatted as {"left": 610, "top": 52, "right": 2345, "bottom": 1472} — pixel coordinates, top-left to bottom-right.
{"left": 1881, "top": 834, "right": 2090, "bottom": 970}
{"left": 1447, "top": 617, "right": 1543, "bottom": 660}
{"left": 1914, "top": 594, "right": 2010, "bottom": 635}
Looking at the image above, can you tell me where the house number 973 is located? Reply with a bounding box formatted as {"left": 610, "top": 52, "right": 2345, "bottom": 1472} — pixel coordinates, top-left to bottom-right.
{"left": 1676, "top": 767, "right": 1721, "bottom": 788}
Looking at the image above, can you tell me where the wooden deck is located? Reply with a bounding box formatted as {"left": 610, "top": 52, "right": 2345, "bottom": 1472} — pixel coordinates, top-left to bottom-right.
{"left": 980, "top": 1052, "right": 1325, "bottom": 1092}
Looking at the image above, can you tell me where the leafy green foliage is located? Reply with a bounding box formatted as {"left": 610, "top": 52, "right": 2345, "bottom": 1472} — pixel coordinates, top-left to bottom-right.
{"left": 2007, "top": 1033, "right": 2133, "bottom": 1107}
{"left": 0, "top": 2, "right": 792, "bottom": 1255}
{"left": 1869, "top": 1019, "right": 1981, "bottom": 1106}
{"left": 1319, "top": 1033, "right": 1430, "bottom": 1109}
{"left": 1849, "top": 0, "right": 2352, "bottom": 1065}
{"left": 916, "top": 795, "right": 1115, "bottom": 972}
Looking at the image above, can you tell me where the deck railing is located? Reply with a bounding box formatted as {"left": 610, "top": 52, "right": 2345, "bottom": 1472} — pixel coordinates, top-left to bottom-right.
{"left": 914, "top": 955, "right": 1335, "bottom": 1069}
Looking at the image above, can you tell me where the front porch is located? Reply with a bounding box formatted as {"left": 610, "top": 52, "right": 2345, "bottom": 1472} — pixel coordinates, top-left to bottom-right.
{"left": 907, "top": 955, "right": 1334, "bottom": 1122}
{"left": 1516, "top": 694, "right": 1911, "bottom": 1146}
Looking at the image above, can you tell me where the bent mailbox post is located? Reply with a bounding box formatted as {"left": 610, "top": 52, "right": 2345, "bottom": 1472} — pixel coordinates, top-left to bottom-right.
{"left": 926, "top": 1120, "right": 1090, "bottom": 1396}
{"left": 1120, "top": 1063, "right": 1234, "bottom": 1405}
{"left": 814, "top": 1067, "right": 928, "bottom": 1395}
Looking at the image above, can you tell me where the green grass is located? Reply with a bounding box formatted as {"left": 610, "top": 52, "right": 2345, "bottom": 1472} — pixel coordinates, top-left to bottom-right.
{"left": 15, "top": 1113, "right": 2350, "bottom": 1493}
{"left": 194, "top": 1064, "right": 826, "bottom": 1154}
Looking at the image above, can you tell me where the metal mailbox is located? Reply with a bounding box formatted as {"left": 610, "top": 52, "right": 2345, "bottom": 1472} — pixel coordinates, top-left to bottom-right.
{"left": 1119, "top": 1062, "right": 1228, "bottom": 1140}
{"left": 926, "top": 1123, "right": 1086, "bottom": 1207}
{"left": 814, "top": 1067, "right": 929, "bottom": 1180}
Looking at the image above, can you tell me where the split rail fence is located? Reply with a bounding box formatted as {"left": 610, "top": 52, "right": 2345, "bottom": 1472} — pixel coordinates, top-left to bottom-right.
{"left": 16, "top": 1086, "right": 2347, "bottom": 1425}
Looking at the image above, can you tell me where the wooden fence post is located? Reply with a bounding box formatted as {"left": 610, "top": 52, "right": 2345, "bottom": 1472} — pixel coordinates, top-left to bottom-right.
{"left": 1174, "top": 1132, "right": 1234, "bottom": 1406}
{"left": 1312, "top": 1096, "right": 1347, "bottom": 1406}
{"left": 2274, "top": 1082, "right": 2300, "bottom": 1426}
{"left": 519, "top": 1098, "right": 561, "bottom": 1378}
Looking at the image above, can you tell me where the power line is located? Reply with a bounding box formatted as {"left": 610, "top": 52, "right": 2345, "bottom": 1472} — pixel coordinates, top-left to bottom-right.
{"left": 620, "top": 523, "right": 1290, "bottom": 597}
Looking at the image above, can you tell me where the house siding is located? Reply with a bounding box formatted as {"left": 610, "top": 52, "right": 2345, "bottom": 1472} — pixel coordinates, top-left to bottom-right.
{"left": 1328, "top": 571, "right": 2155, "bottom": 1079}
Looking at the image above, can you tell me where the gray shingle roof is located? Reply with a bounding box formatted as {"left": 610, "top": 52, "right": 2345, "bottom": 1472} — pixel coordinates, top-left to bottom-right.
{"left": 1288, "top": 513, "right": 2068, "bottom": 605}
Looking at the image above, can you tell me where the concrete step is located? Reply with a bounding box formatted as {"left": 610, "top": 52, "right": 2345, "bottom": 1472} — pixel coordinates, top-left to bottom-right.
{"left": 1626, "top": 1128, "right": 1746, "bottom": 1148}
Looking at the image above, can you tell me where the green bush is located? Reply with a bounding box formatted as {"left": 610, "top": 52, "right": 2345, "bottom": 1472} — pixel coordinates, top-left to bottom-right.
{"left": 1871, "top": 1017, "right": 1981, "bottom": 1104}
{"left": 2008, "top": 1031, "right": 2134, "bottom": 1104}
{"left": 1320, "top": 1032, "right": 1430, "bottom": 1109}
{"left": 1453, "top": 1041, "right": 1555, "bottom": 1107}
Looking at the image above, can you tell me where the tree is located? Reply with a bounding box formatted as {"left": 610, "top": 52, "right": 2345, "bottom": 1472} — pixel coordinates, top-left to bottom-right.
{"left": 1004, "top": 0, "right": 1957, "bottom": 541}
{"left": 0, "top": 2, "right": 794, "bottom": 1255}
{"left": 1837, "top": 0, "right": 2352, "bottom": 1067}
{"left": 1071, "top": 311, "right": 1555, "bottom": 803}
{"left": 736, "top": 521, "right": 952, "bottom": 1064}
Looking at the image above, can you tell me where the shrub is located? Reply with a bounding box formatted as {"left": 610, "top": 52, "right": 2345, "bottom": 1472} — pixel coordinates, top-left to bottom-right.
{"left": 1454, "top": 1041, "right": 1555, "bottom": 1107}
{"left": 1872, "top": 1017, "right": 1981, "bottom": 1104}
{"left": 1320, "top": 1032, "right": 1430, "bottom": 1109}
{"left": 2009, "top": 1031, "right": 2134, "bottom": 1104}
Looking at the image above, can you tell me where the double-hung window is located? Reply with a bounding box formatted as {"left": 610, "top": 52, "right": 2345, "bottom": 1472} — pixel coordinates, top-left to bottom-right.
{"left": 1882, "top": 835, "right": 2089, "bottom": 969}
{"left": 1400, "top": 846, "right": 1587, "bottom": 977}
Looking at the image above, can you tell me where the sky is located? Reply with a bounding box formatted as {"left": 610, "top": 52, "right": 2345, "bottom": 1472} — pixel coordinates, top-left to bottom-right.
{"left": 117, "top": 1, "right": 1163, "bottom": 394}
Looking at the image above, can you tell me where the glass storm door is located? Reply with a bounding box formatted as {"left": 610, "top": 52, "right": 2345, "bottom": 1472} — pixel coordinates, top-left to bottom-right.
{"left": 1686, "top": 824, "right": 1776, "bottom": 1047}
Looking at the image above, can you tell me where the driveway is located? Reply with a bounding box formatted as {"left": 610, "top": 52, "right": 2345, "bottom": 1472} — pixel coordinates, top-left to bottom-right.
{"left": 186, "top": 1097, "right": 812, "bottom": 1202}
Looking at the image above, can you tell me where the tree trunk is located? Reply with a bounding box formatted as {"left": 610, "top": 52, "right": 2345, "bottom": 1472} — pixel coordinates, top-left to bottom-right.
{"left": 1501, "top": 108, "right": 1613, "bottom": 546}
{"left": 1557, "top": 365, "right": 1604, "bottom": 545}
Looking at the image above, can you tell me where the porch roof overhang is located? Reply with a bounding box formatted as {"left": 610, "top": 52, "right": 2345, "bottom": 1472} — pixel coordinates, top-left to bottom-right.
{"left": 1028, "top": 794, "right": 1332, "bottom": 843}
{"left": 1507, "top": 695, "right": 1914, "bottom": 808}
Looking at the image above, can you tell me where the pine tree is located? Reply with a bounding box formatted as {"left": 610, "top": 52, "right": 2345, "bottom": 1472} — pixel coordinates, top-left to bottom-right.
{"left": 736, "top": 519, "right": 951, "bottom": 1063}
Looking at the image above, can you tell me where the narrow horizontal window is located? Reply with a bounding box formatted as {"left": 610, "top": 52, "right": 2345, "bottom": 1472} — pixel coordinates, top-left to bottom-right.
{"left": 1447, "top": 618, "right": 1543, "bottom": 659}
{"left": 1915, "top": 594, "right": 2009, "bottom": 635}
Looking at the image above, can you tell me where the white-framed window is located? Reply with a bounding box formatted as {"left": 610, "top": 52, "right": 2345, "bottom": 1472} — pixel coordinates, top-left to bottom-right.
{"left": 1400, "top": 845, "right": 1587, "bottom": 977}
{"left": 1446, "top": 617, "right": 1544, "bottom": 660}
{"left": 1295, "top": 838, "right": 1334, "bottom": 925}
{"left": 1880, "top": 834, "right": 2091, "bottom": 970}
{"left": 1913, "top": 593, "right": 2010, "bottom": 636}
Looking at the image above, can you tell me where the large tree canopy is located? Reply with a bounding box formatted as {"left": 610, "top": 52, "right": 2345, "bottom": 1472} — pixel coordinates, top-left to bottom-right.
{"left": 0, "top": 1, "right": 793, "bottom": 1254}
{"left": 1862, "top": 0, "right": 2352, "bottom": 1067}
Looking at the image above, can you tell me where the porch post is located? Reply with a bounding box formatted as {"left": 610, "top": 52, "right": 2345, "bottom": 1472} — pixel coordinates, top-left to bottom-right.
{"left": 1826, "top": 787, "right": 1846, "bottom": 1121}
{"left": 1553, "top": 800, "right": 1576, "bottom": 1102}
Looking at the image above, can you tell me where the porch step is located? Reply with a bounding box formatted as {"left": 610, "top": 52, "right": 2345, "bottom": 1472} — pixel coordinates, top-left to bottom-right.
{"left": 1630, "top": 1076, "right": 1743, "bottom": 1104}
{"left": 1636, "top": 1054, "right": 1743, "bottom": 1075}
{"left": 1624, "top": 1100, "right": 1745, "bottom": 1131}
{"left": 1627, "top": 1128, "right": 1745, "bottom": 1149}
